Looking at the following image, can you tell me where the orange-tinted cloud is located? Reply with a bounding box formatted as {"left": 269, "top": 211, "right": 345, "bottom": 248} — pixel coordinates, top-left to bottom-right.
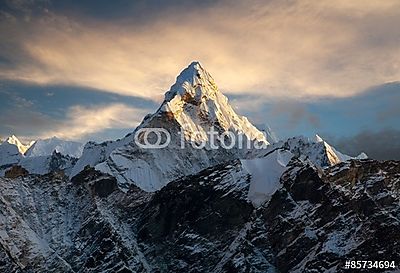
{"left": 39, "top": 103, "right": 148, "bottom": 140}
{"left": 1, "top": 0, "right": 399, "bottom": 100}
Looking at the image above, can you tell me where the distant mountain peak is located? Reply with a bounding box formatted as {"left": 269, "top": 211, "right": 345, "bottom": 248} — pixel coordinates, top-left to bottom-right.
{"left": 5, "top": 135, "right": 32, "bottom": 154}
{"left": 6, "top": 135, "right": 22, "bottom": 144}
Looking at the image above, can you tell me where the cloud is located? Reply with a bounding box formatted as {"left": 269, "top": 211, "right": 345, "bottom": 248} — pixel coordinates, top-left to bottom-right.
{"left": 40, "top": 103, "right": 148, "bottom": 140}
{"left": 377, "top": 105, "right": 400, "bottom": 122}
{"left": 1, "top": 0, "right": 400, "bottom": 100}
{"left": 0, "top": 80, "right": 159, "bottom": 141}
{"left": 228, "top": 81, "right": 400, "bottom": 142}
{"left": 0, "top": 107, "right": 55, "bottom": 133}
{"left": 229, "top": 94, "right": 321, "bottom": 134}
{"left": 48, "top": 0, "right": 219, "bottom": 21}
{"left": 329, "top": 129, "right": 400, "bottom": 160}
{"left": 270, "top": 101, "right": 320, "bottom": 129}
{"left": 0, "top": 101, "right": 149, "bottom": 142}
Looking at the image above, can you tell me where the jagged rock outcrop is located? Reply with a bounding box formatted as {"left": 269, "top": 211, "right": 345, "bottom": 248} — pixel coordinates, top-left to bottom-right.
{"left": 4, "top": 165, "right": 29, "bottom": 178}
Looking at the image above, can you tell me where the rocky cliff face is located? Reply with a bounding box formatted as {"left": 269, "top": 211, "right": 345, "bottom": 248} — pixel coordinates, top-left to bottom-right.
{"left": 1, "top": 158, "right": 398, "bottom": 272}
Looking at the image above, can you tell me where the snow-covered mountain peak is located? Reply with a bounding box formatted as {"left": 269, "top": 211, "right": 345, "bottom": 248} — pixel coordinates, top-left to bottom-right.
{"left": 153, "top": 62, "right": 267, "bottom": 145}
{"left": 4, "top": 135, "right": 32, "bottom": 154}
{"left": 283, "top": 135, "right": 368, "bottom": 168}
{"left": 6, "top": 134, "right": 19, "bottom": 142}
{"left": 176, "top": 61, "right": 206, "bottom": 82}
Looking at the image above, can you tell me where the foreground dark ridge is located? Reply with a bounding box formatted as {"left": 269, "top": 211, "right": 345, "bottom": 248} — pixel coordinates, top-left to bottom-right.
{"left": 0, "top": 158, "right": 399, "bottom": 273}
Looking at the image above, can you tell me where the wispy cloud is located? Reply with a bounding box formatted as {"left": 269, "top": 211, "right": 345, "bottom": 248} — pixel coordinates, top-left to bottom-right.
{"left": 0, "top": 107, "right": 54, "bottom": 133}
{"left": 1, "top": 0, "right": 400, "bottom": 100}
{"left": 40, "top": 103, "right": 148, "bottom": 140}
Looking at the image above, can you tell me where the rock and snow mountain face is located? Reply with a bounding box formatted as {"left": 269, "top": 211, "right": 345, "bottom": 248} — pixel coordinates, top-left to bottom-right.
{"left": 73, "top": 62, "right": 269, "bottom": 191}
{"left": 0, "top": 151, "right": 77, "bottom": 177}
{"left": 4, "top": 135, "right": 34, "bottom": 154}
{"left": 0, "top": 156, "right": 398, "bottom": 272}
{"left": 135, "top": 159, "right": 400, "bottom": 273}
{"left": 18, "top": 151, "right": 78, "bottom": 176}
{"left": 25, "top": 136, "right": 84, "bottom": 158}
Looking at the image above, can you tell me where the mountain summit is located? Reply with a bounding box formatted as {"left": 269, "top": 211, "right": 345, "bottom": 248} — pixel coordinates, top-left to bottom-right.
{"left": 157, "top": 61, "right": 267, "bottom": 146}
{"left": 163, "top": 61, "right": 218, "bottom": 103}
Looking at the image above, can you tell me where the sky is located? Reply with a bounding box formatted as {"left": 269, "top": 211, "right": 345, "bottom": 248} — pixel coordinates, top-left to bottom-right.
{"left": 0, "top": 0, "right": 399, "bottom": 159}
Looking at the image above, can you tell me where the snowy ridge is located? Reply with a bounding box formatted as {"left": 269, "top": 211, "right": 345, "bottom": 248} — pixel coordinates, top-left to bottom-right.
{"left": 25, "top": 137, "right": 83, "bottom": 158}
{"left": 314, "top": 134, "right": 367, "bottom": 163}
{"left": 0, "top": 152, "right": 77, "bottom": 177}
{"left": 284, "top": 135, "right": 367, "bottom": 168}
{"left": 20, "top": 151, "right": 77, "bottom": 176}
{"left": 238, "top": 134, "right": 367, "bottom": 207}
{"left": 242, "top": 149, "right": 293, "bottom": 207}
{"left": 70, "top": 136, "right": 133, "bottom": 178}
